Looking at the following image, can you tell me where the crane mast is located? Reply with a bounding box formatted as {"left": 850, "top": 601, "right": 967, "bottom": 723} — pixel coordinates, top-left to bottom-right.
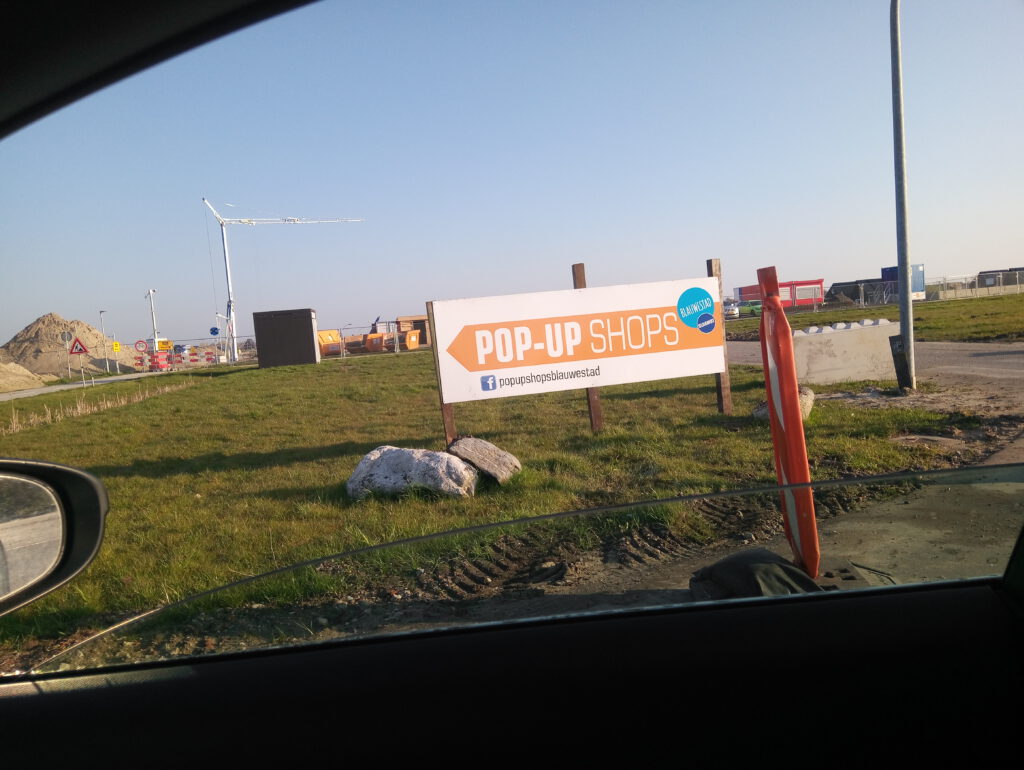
{"left": 203, "top": 198, "right": 362, "bottom": 363}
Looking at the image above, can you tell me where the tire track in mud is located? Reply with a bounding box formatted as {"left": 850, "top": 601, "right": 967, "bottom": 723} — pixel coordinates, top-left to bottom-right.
{"left": 409, "top": 484, "right": 898, "bottom": 599}
{"left": 411, "top": 501, "right": 764, "bottom": 602}
{"left": 413, "top": 531, "right": 575, "bottom": 600}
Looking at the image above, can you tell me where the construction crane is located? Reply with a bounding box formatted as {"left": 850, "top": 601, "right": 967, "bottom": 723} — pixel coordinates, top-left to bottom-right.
{"left": 202, "top": 198, "right": 363, "bottom": 363}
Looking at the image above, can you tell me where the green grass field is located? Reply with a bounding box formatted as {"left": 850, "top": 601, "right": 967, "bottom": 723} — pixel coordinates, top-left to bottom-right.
{"left": 0, "top": 351, "right": 987, "bottom": 643}
{"left": 726, "top": 293, "right": 1024, "bottom": 341}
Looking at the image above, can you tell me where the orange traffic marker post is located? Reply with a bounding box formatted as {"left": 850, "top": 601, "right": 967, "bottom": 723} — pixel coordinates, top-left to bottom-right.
{"left": 757, "top": 266, "right": 820, "bottom": 577}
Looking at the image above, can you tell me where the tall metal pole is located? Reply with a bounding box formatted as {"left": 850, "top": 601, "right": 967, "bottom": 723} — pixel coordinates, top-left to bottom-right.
{"left": 890, "top": 0, "right": 916, "bottom": 388}
{"left": 204, "top": 198, "right": 239, "bottom": 364}
{"left": 99, "top": 310, "right": 109, "bottom": 373}
{"left": 218, "top": 220, "right": 239, "bottom": 364}
{"left": 145, "top": 289, "right": 160, "bottom": 350}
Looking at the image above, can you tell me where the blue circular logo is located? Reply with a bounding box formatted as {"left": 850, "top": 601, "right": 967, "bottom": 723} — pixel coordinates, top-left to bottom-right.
{"left": 677, "top": 287, "right": 715, "bottom": 329}
{"left": 696, "top": 312, "right": 716, "bottom": 334}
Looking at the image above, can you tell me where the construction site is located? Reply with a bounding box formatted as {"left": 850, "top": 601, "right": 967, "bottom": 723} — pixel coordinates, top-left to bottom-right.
{"left": 0, "top": 311, "right": 433, "bottom": 394}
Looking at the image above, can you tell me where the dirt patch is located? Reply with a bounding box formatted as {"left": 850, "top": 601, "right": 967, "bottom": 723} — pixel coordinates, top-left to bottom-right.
{"left": 817, "top": 379, "right": 1024, "bottom": 463}
{"left": 817, "top": 383, "right": 1023, "bottom": 419}
{"left": 0, "top": 362, "right": 45, "bottom": 394}
{"left": 726, "top": 328, "right": 760, "bottom": 342}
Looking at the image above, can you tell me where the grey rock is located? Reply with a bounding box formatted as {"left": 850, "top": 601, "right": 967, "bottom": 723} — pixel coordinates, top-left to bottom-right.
{"left": 752, "top": 386, "right": 815, "bottom": 421}
{"left": 347, "top": 445, "right": 477, "bottom": 500}
{"left": 447, "top": 437, "right": 522, "bottom": 484}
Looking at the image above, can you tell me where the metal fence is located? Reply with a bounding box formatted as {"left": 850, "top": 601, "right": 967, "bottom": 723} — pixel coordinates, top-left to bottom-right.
{"left": 130, "top": 323, "right": 406, "bottom": 370}
{"left": 817, "top": 270, "right": 1023, "bottom": 313}
{"left": 925, "top": 271, "right": 1023, "bottom": 301}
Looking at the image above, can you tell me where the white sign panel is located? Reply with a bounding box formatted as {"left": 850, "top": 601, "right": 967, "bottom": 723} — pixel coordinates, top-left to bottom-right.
{"left": 430, "top": 278, "right": 725, "bottom": 403}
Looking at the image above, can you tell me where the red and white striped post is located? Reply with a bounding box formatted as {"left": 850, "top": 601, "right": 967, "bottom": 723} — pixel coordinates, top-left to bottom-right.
{"left": 758, "top": 266, "right": 820, "bottom": 577}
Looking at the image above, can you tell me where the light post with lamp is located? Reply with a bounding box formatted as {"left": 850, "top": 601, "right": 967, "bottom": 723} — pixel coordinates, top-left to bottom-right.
{"left": 98, "top": 310, "right": 109, "bottom": 374}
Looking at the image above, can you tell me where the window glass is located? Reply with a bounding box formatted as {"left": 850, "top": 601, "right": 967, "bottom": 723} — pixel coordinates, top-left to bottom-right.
{"left": 35, "top": 465, "right": 1024, "bottom": 673}
{"left": 2, "top": 1, "right": 1022, "bottom": 678}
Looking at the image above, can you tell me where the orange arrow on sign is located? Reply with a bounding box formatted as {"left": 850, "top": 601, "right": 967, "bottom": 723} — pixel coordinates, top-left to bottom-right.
{"left": 69, "top": 337, "right": 88, "bottom": 355}
{"left": 446, "top": 305, "right": 722, "bottom": 373}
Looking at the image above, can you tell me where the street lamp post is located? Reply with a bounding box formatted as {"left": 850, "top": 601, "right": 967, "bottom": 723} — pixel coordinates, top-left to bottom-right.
{"left": 99, "top": 310, "right": 109, "bottom": 374}
{"left": 341, "top": 323, "right": 353, "bottom": 357}
{"left": 890, "top": 0, "right": 916, "bottom": 389}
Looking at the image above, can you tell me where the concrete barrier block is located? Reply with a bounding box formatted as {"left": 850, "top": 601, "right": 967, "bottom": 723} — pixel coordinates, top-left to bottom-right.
{"left": 792, "top": 320, "right": 896, "bottom": 385}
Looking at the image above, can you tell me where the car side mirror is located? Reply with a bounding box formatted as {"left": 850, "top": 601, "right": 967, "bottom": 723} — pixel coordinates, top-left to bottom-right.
{"left": 0, "top": 460, "right": 107, "bottom": 618}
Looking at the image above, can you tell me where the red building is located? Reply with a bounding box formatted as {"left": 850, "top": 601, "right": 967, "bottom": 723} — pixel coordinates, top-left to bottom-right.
{"left": 733, "top": 278, "right": 824, "bottom": 307}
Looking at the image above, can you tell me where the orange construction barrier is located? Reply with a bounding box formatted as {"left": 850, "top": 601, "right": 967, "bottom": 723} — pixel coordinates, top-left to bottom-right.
{"left": 757, "top": 266, "right": 820, "bottom": 577}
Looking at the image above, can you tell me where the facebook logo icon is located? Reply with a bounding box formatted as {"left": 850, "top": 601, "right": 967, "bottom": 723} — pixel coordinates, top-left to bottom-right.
{"left": 480, "top": 375, "right": 497, "bottom": 391}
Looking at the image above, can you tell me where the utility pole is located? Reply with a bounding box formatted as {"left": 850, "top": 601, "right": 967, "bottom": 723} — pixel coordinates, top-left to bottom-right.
{"left": 890, "top": 0, "right": 916, "bottom": 388}
{"left": 202, "top": 199, "right": 363, "bottom": 364}
{"left": 99, "top": 310, "right": 109, "bottom": 373}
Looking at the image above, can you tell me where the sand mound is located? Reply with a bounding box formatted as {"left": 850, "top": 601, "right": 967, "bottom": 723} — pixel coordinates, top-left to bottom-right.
{"left": 1, "top": 312, "right": 140, "bottom": 377}
{"left": 0, "top": 362, "right": 46, "bottom": 393}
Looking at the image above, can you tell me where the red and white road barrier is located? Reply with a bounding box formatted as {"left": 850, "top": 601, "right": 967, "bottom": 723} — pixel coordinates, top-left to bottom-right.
{"left": 757, "top": 266, "right": 820, "bottom": 577}
{"left": 148, "top": 351, "right": 170, "bottom": 371}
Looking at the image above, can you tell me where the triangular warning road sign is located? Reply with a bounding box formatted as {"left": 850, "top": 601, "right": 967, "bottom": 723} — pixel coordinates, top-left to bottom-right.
{"left": 69, "top": 337, "right": 89, "bottom": 354}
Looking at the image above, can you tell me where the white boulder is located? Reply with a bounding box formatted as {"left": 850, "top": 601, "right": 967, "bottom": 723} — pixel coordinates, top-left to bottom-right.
{"left": 347, "top": 446, "right": 478, "bottom": 500}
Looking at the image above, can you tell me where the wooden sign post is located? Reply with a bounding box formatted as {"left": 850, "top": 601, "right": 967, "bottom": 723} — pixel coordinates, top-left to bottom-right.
{"left": 571, "top": 263, "right": 604, "bottom": 433}
{"left": 706, "top": 258, "right": 733, "bottom": 415}
{"left": 426, "top": 301, "right": 459, "bottom": 446}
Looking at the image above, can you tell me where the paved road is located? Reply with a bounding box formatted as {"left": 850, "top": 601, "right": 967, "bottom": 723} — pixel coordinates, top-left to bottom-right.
{"left": 727, "top": 340, "right": 1024, "bottom": 383}
{"left": 0, "top": 511, "right": 62, "bottom": 596}
{"left": 0, "top": 371, "right": 166, "bottom": 402}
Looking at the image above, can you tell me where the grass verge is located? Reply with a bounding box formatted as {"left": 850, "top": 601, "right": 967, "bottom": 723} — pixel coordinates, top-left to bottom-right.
{"left": 0, "top": 351, "right": 992, "bottom": 648}
{"left": 725, "top": 293, "right": 1024, "bottom": 342}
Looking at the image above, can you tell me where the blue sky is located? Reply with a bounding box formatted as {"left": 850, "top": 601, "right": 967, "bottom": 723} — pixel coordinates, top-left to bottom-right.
{"left": 1, "top": 0, "right": 1021, "bottom": 345}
